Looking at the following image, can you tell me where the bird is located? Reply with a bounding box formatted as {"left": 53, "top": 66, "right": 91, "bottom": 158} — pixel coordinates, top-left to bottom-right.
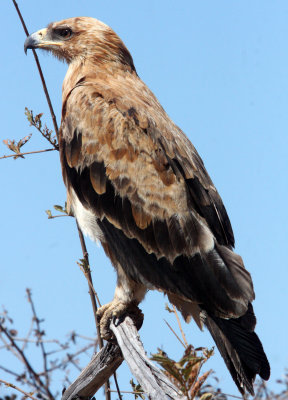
{"left": 24, "top": 17, "right": 270, "bottom": 395}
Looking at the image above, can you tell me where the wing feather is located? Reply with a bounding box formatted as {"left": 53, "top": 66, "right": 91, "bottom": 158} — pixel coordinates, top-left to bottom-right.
{"left": 59, "top": 73, "right": 250, "bottom": 318}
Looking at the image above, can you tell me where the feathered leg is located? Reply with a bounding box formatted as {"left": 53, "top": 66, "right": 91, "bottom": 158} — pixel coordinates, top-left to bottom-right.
{"left": 97, "top": 256, "right": 146, "bottom": 340}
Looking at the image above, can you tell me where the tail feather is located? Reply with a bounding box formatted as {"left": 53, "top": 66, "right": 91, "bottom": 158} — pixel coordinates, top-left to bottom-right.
{"left": 205, "top": 305, "right": 270, "bottom": 395}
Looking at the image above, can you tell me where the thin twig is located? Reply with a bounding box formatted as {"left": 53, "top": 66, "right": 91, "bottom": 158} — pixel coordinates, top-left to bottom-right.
{"left": 26, "top": 289, "right": 50, "bottom": 391}
{"left": 0, "top": 325, "right": 54, "bottom": 400}
{"left": 21, "top": 314, "right": 35, "bottom": 352}
{"left": 261, "top": 380, "right": 270, "bottom": 399}
{"left": 12, "top": 0, "right": 59, "bottom": 138}
{"left": 164, "top": 319, "right": 186, "bottom": 348}
{"left": 44, "top": 343, "right": 95, "bottom": 374}
{"left": 66, "top": 355, "right": 82, "bottom": 372}
{"left": 212, "top": 392, "right": 243, "bottom": 399}
{"left": 72, "top": 333, "right": 97, "bottom": 341}
{"left": 24, "top": 108, "right": 58, "bottom": 150}
{"left": 0, "top": 335, "right": 24, "bottom": 362}
{"left": 17, "top": 338, "right": 64, "bottom": 344}
{"left": 75, "top": 221, "right": 112, "bottom": 400}
{"left": 76, "top": 225, "right": 122, "bottom": 400}
{"left": 113, "top": 373, "right": 123, "bottom": 400}
{"left": 75, "top": 221, "right": 102, "bottom": 346}
{"left": 0, "top": 365, "right": 41, "bottom": 397}
{"left": 172, "top": 304, "right": 188, "bottom": 348}
{"left": 0, "top": 365, "right": 20, "bottom": 378}
{"left": 77, "top": 261, "right": 102, "bottom": 308}
{"left": 254, "top": 380, "right": 263, "bottom": 399}
{"left": 48, "top": 214, "right": 69, "bottom": 219}
{"left": 0, "top": 378, "right": 39, "bottom": 400}
{"left": 0, "top": 148, "right": 56, "bottom": 160}
{"left": 108, "top": 389, "right": 145, "bottom": 395}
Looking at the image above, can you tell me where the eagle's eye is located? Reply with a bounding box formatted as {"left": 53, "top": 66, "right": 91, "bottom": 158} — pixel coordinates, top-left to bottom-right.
{"left": 54, "top": 28, "right": 72, "bottom": 39}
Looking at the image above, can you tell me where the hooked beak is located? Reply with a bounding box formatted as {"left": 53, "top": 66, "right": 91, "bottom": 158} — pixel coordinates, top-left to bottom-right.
{"left": 24, "top": 28, "right": 62, "bottom": 54}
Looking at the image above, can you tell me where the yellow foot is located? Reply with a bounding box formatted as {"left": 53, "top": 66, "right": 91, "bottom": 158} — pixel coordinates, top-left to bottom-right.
{"left": 96, "top": 300, "right": 143, "bottom": 340}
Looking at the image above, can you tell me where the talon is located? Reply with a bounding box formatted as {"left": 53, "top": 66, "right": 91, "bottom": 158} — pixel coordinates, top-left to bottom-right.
{"left": 96, "top": 301, "right": 144, "bottom": 341}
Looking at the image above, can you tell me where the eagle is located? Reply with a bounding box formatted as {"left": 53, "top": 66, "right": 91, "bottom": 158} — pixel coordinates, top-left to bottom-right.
{"left": 24, "top": 17, "right": 270, "bottom": 395}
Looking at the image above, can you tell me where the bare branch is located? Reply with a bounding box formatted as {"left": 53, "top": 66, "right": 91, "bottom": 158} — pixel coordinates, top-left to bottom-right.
{"left": 114, "top": 373, "right": 123, "bottom": 400}
{"left": 44, "top": 343, "right": 95, "bottom": 374}
{"left": 61, "top": 315, "right": 188, "bottom": 400}
{"left": 75, "top": 221, "right": 113, "bottom": 400}
{"left": 26, "top": 289, "right": 50, "bottom": 391}
{"left": 2, "top": 134, "right": 32, "bottom": 158}
{"left": 164, "top": 319, "right": 186, "bottom": 348}
{"left": 109, "top": 389, "right": 145, "bottom": 395}
{"left": 62, "top": 316, "right": 186, "bottom": 400}
{"left": 76, "top": 222, "right": 102, "bottom": 332}
{"left": 0, "top": 334, "right": 24, "bottom": 362}
{"left": 212, "top": 393, "right": 242, "bottom": 399}
{"left": 0, "top": 378, "right": 39, "bottom": 400}
{"left": 111, "top": 316, "right": 186, "bottom": 400}
{"left": 0, "top": 365, "right": 20, "bottom": 378}
{"left": 12, "top": 0, "right": 59, "bottom": 138}
{"left": 76, "top": 261, "right": 102, "bottom": 308}
{"left": 61, "top": 343, "right": 123, "bottom": 400}
{"left": 0, "top": 324, "right": 54, "bottom": 400}
{"left": 21, "top": 313, "right": 35, "bottom": 352}
{"left": 0, "top": 148, "right": 56, "bottom": 160}
{"left": 172, "top": 305, "right": 188, "bottom": 348}
{"left": 24, "top": 108, "right": 58, "bottom": 149}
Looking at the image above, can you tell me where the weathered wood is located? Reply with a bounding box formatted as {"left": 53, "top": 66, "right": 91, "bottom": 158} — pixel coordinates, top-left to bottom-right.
{"left": 61, "top": 343, "right": 123, "bottom": 400}
{"left": 61, "top": 316, "right": 185, "bottom": 400}
{"left": 111, "top": 316, "right": 185, "bottom": 400}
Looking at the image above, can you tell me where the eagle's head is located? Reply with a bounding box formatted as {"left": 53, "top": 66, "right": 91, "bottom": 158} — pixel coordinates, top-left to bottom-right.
{"left": 24, "top": 17, "right": 135, "bottom": 71}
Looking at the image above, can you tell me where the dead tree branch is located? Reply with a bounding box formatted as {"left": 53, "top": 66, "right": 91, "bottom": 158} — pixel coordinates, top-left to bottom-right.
{"left": 111, "top": 316, "right": 186, "bottom": 400}
{"left": 61, "top": 343, "right": 123, "bottom": 400}
{"left": 62, "top": 316, "right": 186, "bottom": 400}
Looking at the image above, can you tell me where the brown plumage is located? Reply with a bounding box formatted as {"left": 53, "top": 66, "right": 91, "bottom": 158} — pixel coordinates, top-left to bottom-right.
{"left": 24, "top": 17, "right": 270, "bottom": 395}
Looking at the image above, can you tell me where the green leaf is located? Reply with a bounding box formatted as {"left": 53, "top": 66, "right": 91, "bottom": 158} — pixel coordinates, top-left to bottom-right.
{"left": 130, "top": 379, "right": 145, "bottom": 399}
{"left": 77, "top": 258, "right": 90, "bottom": 272}
{"left": 45, "top": 210, "right": 52, "bottom": 219}
{"left": 24, "top": 107, "right": 33, "bottom": 123}
{"left": 53, "top": 204, "right": 68, "bottom": 215}
{"left": 54, "top": 205, "right": 64, "bottom": 212}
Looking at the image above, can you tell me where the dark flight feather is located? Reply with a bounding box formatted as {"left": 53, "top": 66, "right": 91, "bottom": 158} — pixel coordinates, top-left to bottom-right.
{"left": 206, "top": 305, "right": 270, "bottom": 395}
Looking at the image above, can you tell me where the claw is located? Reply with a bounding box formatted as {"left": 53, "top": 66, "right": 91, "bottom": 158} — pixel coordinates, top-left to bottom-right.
{"left": 97, "top": 300, "right": 144, "bottom": 340}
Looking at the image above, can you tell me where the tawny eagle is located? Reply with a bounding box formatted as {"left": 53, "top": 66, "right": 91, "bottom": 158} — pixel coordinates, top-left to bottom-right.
{"left": 24, "top": 17, "right": 270, "bottom": 395}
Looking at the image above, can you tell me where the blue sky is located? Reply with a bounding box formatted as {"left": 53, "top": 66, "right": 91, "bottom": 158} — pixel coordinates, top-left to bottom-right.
{"left": 1, "top": 1, "right": 288, "bottom": 398}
